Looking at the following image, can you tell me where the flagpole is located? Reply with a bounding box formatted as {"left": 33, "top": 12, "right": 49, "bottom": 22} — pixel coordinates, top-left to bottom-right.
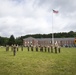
{"left": 52, "top": 10, "right": 54, "bottom": 45}
{"left": 52, "top": 9, "right": 58, "bottom": 46}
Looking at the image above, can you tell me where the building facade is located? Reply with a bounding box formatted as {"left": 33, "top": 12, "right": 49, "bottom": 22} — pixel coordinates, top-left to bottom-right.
{"left": 23, "top": 37, "right": 76, "bottom": 47}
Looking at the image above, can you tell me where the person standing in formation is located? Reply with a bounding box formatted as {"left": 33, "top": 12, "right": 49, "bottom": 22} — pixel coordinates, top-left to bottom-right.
{"left": 16, "top": 44, "right": 19, "bottom": 51}
{"left": 54, "top": 41, "right": 58, "bottom": 53}
{"left": 6, "top": 45, "right": 9, "bottom": 51}
{"left": 36, "top": 46, "right": 38, "bottom": 52}
{"left": 27, "top": 46, "right": 29, "bottom": 51}
{"left": 48, "top": 46, "right": 50, "bottom": 52}
{"left": 11, "top": 44, "right": 13, "bottom": 51}
{"left": 21, "top": 45, "right": 23, "bottom": 51}
{"left": 51, "top": 45, "right": 53, "bottom": 53}
{"left": 58, "top": 45, "right": 61, "bottom": 53}
{"left": 13, "top": 44, "right": 16, "bottom": 56}
{"left": 31, "top": 46, "right": 33, "bottom": 51}
{"left": 44, "top": 46, "right": 47, "bottom": 52}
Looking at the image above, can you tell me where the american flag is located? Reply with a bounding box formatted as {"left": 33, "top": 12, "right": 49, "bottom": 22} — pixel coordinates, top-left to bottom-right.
{"left": 53, "top": 10, "right": 58, "bottom": 13}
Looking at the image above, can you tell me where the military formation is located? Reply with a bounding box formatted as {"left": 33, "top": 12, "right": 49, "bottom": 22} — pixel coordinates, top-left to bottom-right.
{"left": 27, "top": 44, "right": 61, "bottom": 53}
{"left": 6, "top": 44, "right": 24, "bottom": 56}
{"left": 26, "top": 41, "right": 61, "bottom": 53}
{"left": 5, "top": 42, "right": 61, "bottom": 56}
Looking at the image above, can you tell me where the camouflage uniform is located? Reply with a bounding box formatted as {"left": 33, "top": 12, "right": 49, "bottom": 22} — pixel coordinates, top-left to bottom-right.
{"left": 48, "top": 46, "right": 50, "bottom": 52}
{"left": 36, "top": 46, "right": 38, "bottom": 52}
{"left": 58, "top": 45, "right": 61, "bottom": 53}
{"left": 51, "top": 45, "right": 53, "bottom": 53}
{"left": 21, "top": 45, "right": 23, "bottom": 51}
{"left": 17, "top": 45, "right": 19, "bottom": 51}
{"left": 44, "top": 46, "right": 47, "bottom": 52}
{"left": 6, "top": 45, "right": 9, "bottom": 51}
{"left": 13, "top": 45, "right": 16, "bottom": 56}
{"left": 27, "top": 46, "right": 29, "bottom": 51}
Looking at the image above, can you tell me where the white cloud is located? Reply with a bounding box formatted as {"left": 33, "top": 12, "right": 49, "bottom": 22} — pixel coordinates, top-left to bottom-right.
{"left": 0, "top": 0, "right": 76, "bottom": 37}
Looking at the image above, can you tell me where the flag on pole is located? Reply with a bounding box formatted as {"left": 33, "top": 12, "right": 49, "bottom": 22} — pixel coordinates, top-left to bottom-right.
{"left": 53, "top": 10, "right": 58, "bottom": 13}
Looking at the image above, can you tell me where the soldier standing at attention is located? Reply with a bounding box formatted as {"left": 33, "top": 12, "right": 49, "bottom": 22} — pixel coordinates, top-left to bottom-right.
{"left": 48, "top": 46, "right": 50, "bottom": 52}
{"left": 40, "top": 46, "right": 42, "bottom": 52}
{"left": 27, "top": 46, "right": 29, "bottom": 51}
{"left": 41, "top": 46, "right": 43, "bottom": 52}
{"left": 17, "top": 44, "right": 19, "bottom": 51}
{"left": 31, "top": 46, "right": 33, "bottom": 51}
{"left": 54, "top": 41, "right": 58, "bottom": 53}
{"left": 51, "top": 45, "right": 53, "bottom": 53}
{"left": 11, "top": 44, "right": 13, "bottom": 51}
{"left": 36, "top": 46, "right": 38, "bottom": 52}
{"left": 21, "top": 45, "right": 23, "bottom": 51}
{"left": 44, "top": 46, "right": 47, "bottom": 52}
{"left": 7, "top": 45, "right": 9, "bottom": 51}
{"left": 13, "top": 44, "right": 16, "bottom": 56}
{"left": 54, "top": 46, "right": 57, "bottom": 53}
{"left": 58, "top": 45, "right": 61, "bottom": 53}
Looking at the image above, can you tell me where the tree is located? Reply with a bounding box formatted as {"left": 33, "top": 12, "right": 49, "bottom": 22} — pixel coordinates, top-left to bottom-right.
{"left": 0, "top": 36, "right": 9, "bottom": 46}
{"left": 8, "top": 35, "right": 15, "bottom": 45}
{"left": 0, "top": 37, "right": 4, "bottom": 46}
{"left": 15, "top": 37, "right": 23, "bottom": 45}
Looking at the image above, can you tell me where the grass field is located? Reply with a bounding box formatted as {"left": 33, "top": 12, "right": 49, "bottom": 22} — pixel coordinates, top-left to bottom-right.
{"left": 0, "top": 47, "right": 76, "bottom": 75}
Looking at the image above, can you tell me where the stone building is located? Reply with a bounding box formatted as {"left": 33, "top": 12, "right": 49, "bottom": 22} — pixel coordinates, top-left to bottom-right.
{"left": 23, "top": 37, "right": 75, "bottom": 47}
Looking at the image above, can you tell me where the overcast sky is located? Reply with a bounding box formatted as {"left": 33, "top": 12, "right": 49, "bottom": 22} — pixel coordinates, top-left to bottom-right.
{"left": 0, "top": 0, "right": 76, "bottom": 37}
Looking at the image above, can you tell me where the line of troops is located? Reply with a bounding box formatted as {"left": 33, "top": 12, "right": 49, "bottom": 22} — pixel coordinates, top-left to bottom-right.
{"left": 6, "top": 42, "right": 61, "bottom": 56}
{"left": 27, "top": 41, "right": 61, "bottom": 53}
{"left": 27, "top": 44, "right": 61, "bottom": 53}
{"left": 6, "top": 44, "right": 23, "bottom": 56}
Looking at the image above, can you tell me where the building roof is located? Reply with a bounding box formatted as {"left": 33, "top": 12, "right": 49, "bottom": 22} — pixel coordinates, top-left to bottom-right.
{"left": 23, "top": 37, "right": 75, "bottom": 41}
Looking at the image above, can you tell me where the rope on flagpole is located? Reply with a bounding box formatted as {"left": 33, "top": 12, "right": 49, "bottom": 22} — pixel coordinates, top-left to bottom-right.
{"left": 52, "top": 10, "right": 54, "bottom": 46}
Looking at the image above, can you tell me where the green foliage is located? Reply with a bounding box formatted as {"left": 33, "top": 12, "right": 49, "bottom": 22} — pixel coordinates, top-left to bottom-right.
{"left": 0, "top": 36, "right": 9, "bottom": 46}
{"left": 0, "top": 31, "right": 76, "bottom": 46}
{"left": 15, "top": 37, "right": 23, "bottom": 45}
{"left": 0, "top": 47, "right": 76, "bottom": 75}
{"left": 8, "top": 35, "right": 15, "bottom": 45}
{"left": 21, "top": 31, "right": 76, "bottom": 39}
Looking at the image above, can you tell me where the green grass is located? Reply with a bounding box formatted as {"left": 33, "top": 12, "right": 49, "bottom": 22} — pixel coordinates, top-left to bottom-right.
{"left": 0, "top": 47, "right": 76, "bottom": 75}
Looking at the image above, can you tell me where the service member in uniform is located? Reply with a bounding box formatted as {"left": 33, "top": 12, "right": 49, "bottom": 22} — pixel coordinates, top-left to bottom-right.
{"left": 6, "top": 45, "right": 9, "bottom": 51}
{"left": 31, "top": 46, "right": 33, "bottom": 51}
{"left": 58, "top": 45, "right": 61, "bottom": 53}
{"left": 13, "top": 44, "right": 16, "bottom": 56}
{"left": 21, "top": 45, "right": 23, "bottom": 51}
{"left": 54, "top": 42, "right": 58, "bottom": 53}
{"left": 27, "top": 46, "right": 30, "bottom": 51}
{"left": 36, "top": 46, "right": 38, "bottom": 52}
{"left": 48, "top": 46, "right": 50, "bottom": 52}
{"left": 44, "top": 46, "right": 47, "bottom": 52}
{"left": 51, "top": 45, "right": 53, "bottom": 53}
{"left": 16, "top": 44, "right": 19, "bottom": 51}
{"left": 40, "top": 46, "right": 43, "bottom": 52}
{"left": 11, "top": 44, "right": 13, "bottom": 51}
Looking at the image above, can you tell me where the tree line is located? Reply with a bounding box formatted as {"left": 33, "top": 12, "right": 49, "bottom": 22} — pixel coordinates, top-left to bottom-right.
{"left": 22, "top": 31, "right": 76, "bottom": 38}
{"left": 0, "top": 35, "right": 23, "bottom": 46}
{"left": 0, "top": 31, "right": 76, "bottom": 46}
